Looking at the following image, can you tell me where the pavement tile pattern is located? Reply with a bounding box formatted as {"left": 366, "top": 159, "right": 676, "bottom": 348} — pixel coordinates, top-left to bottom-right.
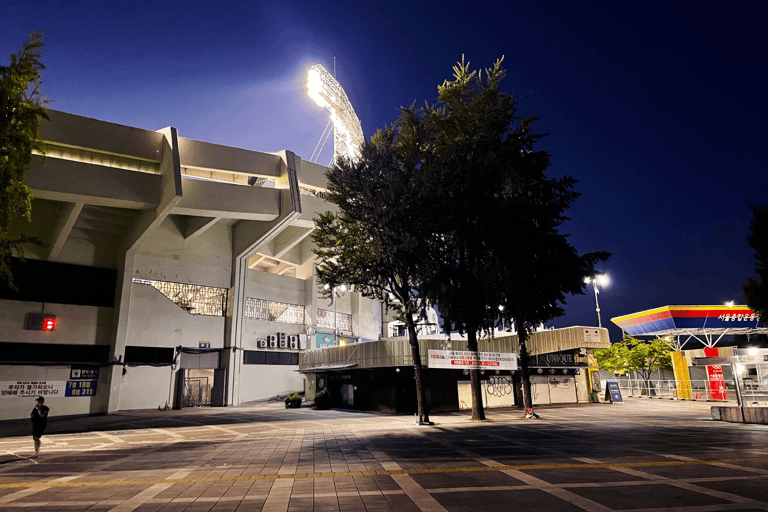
{"left": 1, "top": 399, "right": 767, "bottom": 511}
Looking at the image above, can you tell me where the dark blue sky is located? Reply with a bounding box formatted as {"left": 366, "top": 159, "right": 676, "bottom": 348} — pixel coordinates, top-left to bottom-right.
{"left": 3, "top": 1, "right": 766, "bottom": 340}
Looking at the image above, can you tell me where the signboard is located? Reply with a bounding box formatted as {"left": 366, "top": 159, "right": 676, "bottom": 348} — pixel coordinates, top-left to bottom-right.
{"left": 65, "top": 380, "right": 98, "bottom": 397}
{"left": 612, "top": 305, "right": 765, "bottom": 336}
{"left": 428, "top": 350, "right": 517, "bottom": 370}
{"left": 0, "top": 381, "right": 67, "bottom": 398}
{"left": 316, "top": 332, "right": 336, "bottom": 348}
{"left": 199, "top": 342, "right": 211, "bottom": 349}
{"left": 70, "top": 367, "right": 99, "bottom": 380}
{"left": 605, "top": 380, "right": 623, "bottom": 403}
{"left": 1, "top": 380, "right": 98, "bottom": 398}
{"left": 531, "top": 351, "right": 588, "bottom": 368}
{"left": 704, "top": 347, "right": 727, "bottom": 400}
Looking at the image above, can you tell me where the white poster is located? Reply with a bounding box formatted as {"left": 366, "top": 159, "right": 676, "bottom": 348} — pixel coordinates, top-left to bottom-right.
{"left": 428, "top": 350, "right": 517, "bottom": 370}
{"left": 0, "top": 381, "right": 67, "bottom": 399}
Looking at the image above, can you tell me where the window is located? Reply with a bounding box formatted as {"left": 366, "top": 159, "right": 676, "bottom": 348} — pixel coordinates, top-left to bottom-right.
{"left": 317, "top": 309, "right": 352, "bottom": 332}
{"left": 124, "top": 346, "right": 175, "bottom": 365}
{"left": 0, "top": 342, "right": 109, "bottom": 364}
{"left": 132, "top": 278, "right": 227, "bottom": 316}
{"left": 243, "top": 350, "right": 299, "bottom": 365}
{"left": 244, "top": 298, "right": 305, "bottom": 324}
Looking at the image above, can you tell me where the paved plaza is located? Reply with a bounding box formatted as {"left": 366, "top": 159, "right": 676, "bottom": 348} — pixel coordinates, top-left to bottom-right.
{"left": 0, "top": 398, "right": 767, "bottom": 511}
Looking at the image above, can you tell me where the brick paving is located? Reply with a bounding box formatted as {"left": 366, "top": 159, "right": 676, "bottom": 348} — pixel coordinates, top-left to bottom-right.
{"left": 1, "top": 399, "right": 767, "bottom": 511}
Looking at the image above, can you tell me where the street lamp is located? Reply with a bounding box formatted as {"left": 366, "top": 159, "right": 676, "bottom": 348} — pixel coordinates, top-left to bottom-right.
{"left": 324, "top": 283, "right": 347, "bottom": 342}
{"left": 584, "top": 274, "right": 609, "bottom": 328}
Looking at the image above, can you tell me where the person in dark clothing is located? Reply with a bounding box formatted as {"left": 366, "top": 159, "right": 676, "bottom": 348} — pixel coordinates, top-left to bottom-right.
{"left": 30, "top": 396, "right": 49, "bottom": 458}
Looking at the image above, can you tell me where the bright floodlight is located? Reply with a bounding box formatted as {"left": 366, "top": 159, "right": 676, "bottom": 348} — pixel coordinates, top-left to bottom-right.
{"left": 307, "top": 64, "right": 364, "bottom": 164}
{"left": 596, "top": 274, "right": 610, "bottom": 287}
{"left": 725, "top": 300, "right": 735, "bottom": 308}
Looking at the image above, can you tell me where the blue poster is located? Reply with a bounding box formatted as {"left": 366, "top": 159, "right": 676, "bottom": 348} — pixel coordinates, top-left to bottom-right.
{"left": 65, "top": 380, "right": 98, "bottom": 397}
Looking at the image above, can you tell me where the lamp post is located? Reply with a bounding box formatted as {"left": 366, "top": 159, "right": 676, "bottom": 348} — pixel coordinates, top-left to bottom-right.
{"left": 584, "top": 274, "right": 609, "bottom": 328}
{"left": 324, "top": 283, "right": 347, "bottom": 343}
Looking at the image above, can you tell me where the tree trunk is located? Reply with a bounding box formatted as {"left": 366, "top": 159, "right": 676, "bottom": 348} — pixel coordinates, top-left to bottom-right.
{"left": 467, "top": 329, "right": 486, "bottom": 420}
{"left": 405, "top": 313, "right": 430, "bottom": 424}
{"left": 518, "top": 327, "right": 534, "bottom": 411}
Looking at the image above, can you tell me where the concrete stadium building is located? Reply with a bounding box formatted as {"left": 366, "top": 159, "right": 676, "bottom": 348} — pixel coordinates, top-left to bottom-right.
{"left": 0, "top": 110, "right": 383, "bottom": 420}
{"left": 0, "top": 110, "right": 610, "bottom": 421}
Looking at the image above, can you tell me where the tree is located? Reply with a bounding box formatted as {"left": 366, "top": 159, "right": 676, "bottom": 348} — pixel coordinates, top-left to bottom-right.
{"left": 312, "top": 116, "right": 439, "bottom": 424}
{"left": 595, "top": 335, "right": 672, "bottom": 392}
{"left": 743, "top": 203, "right": 768, "bottom": 322}
{"left": 0, "top": 31, "right": 49, "bottom": 290}
{"left": 418, "top": 57, "right": 607, "bottom": 419}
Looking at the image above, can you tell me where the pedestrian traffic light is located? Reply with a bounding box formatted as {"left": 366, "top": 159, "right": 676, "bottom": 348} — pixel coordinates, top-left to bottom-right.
{"left": 26, "top": 313, "right": 57, "bottom": 331}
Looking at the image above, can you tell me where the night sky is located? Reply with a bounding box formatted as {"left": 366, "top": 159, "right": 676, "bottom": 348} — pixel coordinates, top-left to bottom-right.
{"left": 3, "top": 1, "right": 766, "bottom": 341}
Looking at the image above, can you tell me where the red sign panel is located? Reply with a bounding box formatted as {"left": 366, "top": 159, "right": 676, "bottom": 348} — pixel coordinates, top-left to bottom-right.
{"left": 704, "top": 347, "right": 727, "bottom": 400}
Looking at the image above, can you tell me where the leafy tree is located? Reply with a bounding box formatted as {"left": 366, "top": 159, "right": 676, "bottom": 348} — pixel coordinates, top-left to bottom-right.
{"left": 417, "top": 57, "right": 607, "bottom": 419}
{"left": 595, "top": 335, "right": 672, "bottom": 391}
{"left": 743, "top": 203, "right": 768, "bottom": 322}
{"left": 313, "top": 117, "right": 439, "bottom": 424}
{"left": 0, "top": 31, "right": 48, "bottom": 290}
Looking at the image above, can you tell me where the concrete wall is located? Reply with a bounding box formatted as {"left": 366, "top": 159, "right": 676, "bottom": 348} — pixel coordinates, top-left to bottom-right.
{"left": 238, "top": 365, "right": 303, "bottom": 403}
{"left": 0, "top": 299, "right": 113, "bottom": 346}
{"left": 126, "top": 284, "right": 226, "bottom": 350}
{"left": 118, "top": 366, "right": 177, "bottom": 411}
{"left": 134, "top": 220, "right": 232, "bottom": 288}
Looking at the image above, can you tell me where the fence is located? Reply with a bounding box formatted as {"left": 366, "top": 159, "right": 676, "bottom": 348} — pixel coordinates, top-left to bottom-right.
{"left": 611, "top": 377, "right": 734, "bottom": 400}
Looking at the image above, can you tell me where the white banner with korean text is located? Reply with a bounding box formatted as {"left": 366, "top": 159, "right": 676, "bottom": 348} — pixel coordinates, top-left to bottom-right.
{"left": 428, "top": 350, "right": 518, "bottom": 370}
{"left": 0, "top": 381, "right": 67, "bottom": 399}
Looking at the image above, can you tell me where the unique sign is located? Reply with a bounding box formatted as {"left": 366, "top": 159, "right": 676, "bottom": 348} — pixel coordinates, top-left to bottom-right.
{"left": 70, "top": 367, "right": 99, "bottom": 380}
{"left": 428, "top": 350, "right": 518, "bottom": 370}
{"left": 530, "top": 351, "right": 589, "bottom": 368}
{"left": 605, "top": 380, "right": 623, "bottom": 403}
{"left": 65, "top": 380, "right": 98, "bottom": 397}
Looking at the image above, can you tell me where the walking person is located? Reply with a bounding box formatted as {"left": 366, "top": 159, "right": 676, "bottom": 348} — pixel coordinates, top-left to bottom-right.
{"left": 30, "top": 396, "right": 49, "bottom": 458}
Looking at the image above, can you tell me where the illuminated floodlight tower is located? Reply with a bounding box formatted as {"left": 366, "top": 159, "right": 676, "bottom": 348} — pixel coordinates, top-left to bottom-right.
{"left": 307, "top": 64, "right": 364, "bottom": 164}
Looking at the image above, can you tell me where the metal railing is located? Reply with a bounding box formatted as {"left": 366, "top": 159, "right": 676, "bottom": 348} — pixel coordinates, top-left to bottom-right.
{"left": 612, "top": 377, "right": 739, "bottom": 402}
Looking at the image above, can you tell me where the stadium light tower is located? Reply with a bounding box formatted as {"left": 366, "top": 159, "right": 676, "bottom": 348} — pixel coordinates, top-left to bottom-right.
{"left": 307, "top": 64, "right": 364, "bottom": 164}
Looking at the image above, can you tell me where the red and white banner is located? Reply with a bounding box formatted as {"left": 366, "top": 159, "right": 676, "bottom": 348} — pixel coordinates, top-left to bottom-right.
{"left": 704, "top": 347, "right": 727, "bottom": 400}
{"left": 428, "top": 350, "right": 517, "bottom": 370}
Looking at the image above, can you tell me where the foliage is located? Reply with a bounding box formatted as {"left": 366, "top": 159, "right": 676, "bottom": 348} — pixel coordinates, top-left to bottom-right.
{"left": 313, "top": 55, "right": 609, "bottom": 421}
{"left": 313, "top": 389, "right": 330, "bottom": 410}
{"left": 415, "top": 56, "right": 607, "bottom": 417}
{"left": 595, "top": 335, "right": 673, "bottom": 384}
{"left": 312, "top": 115, "right": 439, "bottom": 423}
{"left": 743, "top": 203, "right": 768, "bottom": 322}
{"left": 284, "top": 393, "right": 303, "bottom": 409}
{"left": 0, "top": 31, "right": 49, "bottom": 290}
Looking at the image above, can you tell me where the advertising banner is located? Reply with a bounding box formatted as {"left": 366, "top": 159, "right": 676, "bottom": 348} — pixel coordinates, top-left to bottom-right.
{"left": 704, "top": 347, "right": 727, "bottom": 400}
{"left": 0, "top": 381, "right": 67, "bottom": 398}
{"left": 1, "top": 380, "right": 99, "bottom": 398}
{"left": 428, "top": 350, "right": 517, "bottom": 370}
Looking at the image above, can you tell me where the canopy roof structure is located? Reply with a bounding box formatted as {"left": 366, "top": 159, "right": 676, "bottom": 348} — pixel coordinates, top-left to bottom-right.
{"left": 611, "top": 305, "right": 768, "bottom": 348}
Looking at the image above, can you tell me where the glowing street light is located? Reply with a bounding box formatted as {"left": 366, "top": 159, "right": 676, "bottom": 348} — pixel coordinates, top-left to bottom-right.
{"left": 584, "top": 274, "right": 610, "bottom": 328}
